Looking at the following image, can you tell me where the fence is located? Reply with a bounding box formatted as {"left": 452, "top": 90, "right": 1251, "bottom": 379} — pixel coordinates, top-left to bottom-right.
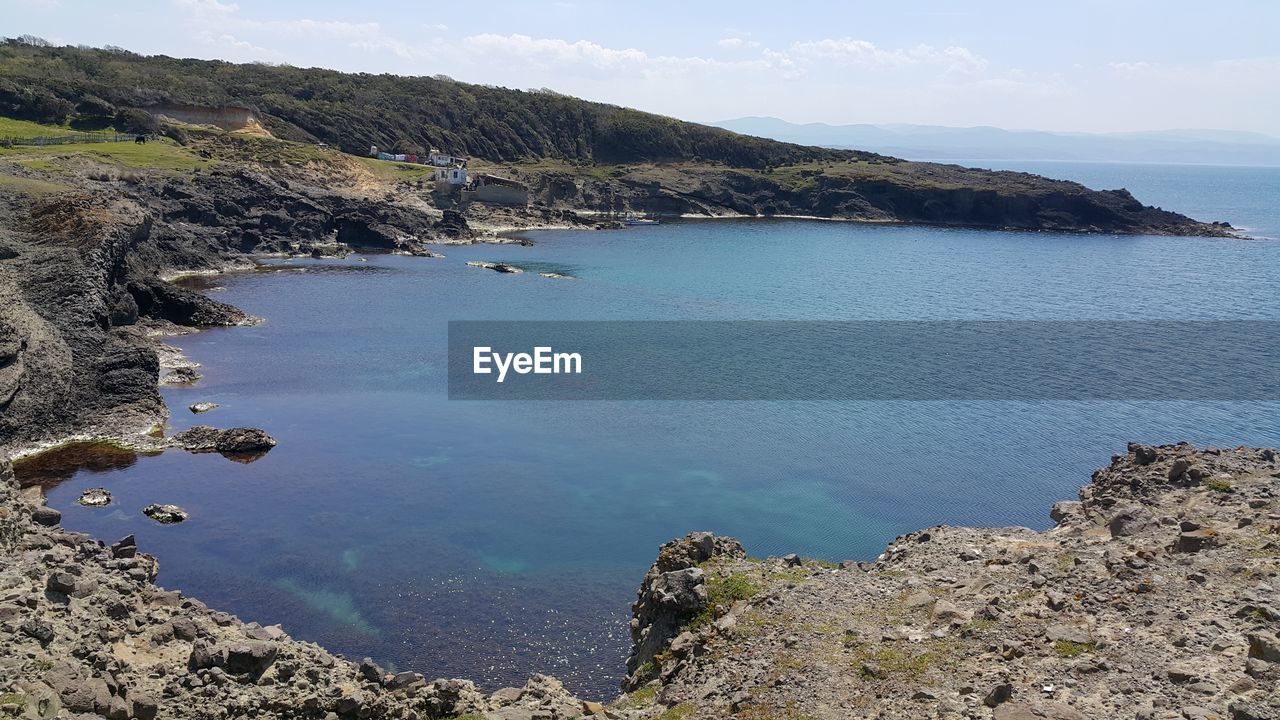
{"left": 1, "top": 132, "right": 142, "bottom": 147}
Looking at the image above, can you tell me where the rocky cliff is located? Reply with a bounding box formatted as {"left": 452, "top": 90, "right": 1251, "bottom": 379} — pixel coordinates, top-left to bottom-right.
{"left": 612, "top": 443, "right": 1280, "bottom": 720}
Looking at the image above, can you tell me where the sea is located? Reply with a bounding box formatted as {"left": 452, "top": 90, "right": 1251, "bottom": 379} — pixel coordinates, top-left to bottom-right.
{"left": 28, "top": 160, "right": 1280, "bottom": 697}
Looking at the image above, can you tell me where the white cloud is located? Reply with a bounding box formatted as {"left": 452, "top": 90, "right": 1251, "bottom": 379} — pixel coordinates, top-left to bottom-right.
{"left": 788, "top": 38, "right": 987, "bottom": 74}
{"left": 173, "top": 0, "right": 239, "bottom": 14}
{"left": 173, "top": 1, "right": 419, "bottom": 60}
{"left": 717, "top": 37, "right": 759, "bottom": 50}
{"left": 192, "top": 30, "right": 278, "bottom": 60}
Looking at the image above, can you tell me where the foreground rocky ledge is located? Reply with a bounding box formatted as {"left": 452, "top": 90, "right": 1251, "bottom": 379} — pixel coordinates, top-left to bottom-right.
{"left": 617, "top": 443, "right": 1279, "bottom": 720}
{"left": 1, "top": 443, "right": 1277, "bottom": 720}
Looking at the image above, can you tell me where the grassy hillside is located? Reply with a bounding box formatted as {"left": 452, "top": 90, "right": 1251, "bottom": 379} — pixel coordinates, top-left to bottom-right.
{"left": 0, "top": 40, "right": 859, "bottom": 168}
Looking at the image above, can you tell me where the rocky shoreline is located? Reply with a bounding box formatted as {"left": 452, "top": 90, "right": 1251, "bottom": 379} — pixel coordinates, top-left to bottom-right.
{"left": 0, "top": 119, "right": 1272, "bottom": 719}
{"left": 3, "top": 440, "right": 1277, "bottom": 719}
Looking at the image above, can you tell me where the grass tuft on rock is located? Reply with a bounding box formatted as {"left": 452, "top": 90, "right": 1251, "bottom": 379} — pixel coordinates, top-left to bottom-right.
{"left": 1053, "top": 640, "right": 1095, "bottom": 657}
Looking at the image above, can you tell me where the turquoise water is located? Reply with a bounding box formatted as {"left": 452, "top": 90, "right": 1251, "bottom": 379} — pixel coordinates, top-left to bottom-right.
{"left": 42, "top": 162, "right": 1280, "bottom": 696}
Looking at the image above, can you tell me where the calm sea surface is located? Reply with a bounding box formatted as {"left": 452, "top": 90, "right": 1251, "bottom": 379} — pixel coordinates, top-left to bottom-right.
{"left": 38, "top": 161, "right": 1280, "bottom": 696}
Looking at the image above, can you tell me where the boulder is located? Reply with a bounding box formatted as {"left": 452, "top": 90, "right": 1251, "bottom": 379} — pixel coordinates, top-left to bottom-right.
{"left": 42, "top": 663, "right": 110, "bottom": 714}
{"left": 31, "top": 506, "right": 61, "bottom": 527}
{"left": 1108, "top": 506, "right": 1156, "bottom": 537}
{"left": 172, "top": 425, "right": 276, "bottom": 455}
{"left": 110, "top": 534, "right": 137, "bottom": 559}
{"left": 214, "top": 427, "right": 277, "bottom": 454}
{"left": 189, "top": 640, "right": 279, "bottom": 677}
{"left": 1175, "top": 528, "right": 1219, "bottom": 553}
{"left": 77, "top": 487, "right": 112, "bottom": 507}
{"left": 143, "top": 504, "right": 189, "bottom": 524}
{"left": 1247, "top": 632, "right": 1280, "bottom": 663}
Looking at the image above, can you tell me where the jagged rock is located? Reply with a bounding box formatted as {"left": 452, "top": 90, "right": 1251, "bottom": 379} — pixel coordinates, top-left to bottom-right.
{"left": 171, "top": 425, "right": 276, "bottom": 455}
{"left": 30, "top": 506, "right": 61, "bottom": 526}
{"left": 358, "top": 657, "right": 385, "bottom": 685}
{"left": 1230, "top": 701, "right": 1280, "bottom": 720}
{"left": 189, "top": 640, "right": 279, "bottom": 677}
{"left": 110, "top": 534, "right": 137, "bottom": 558}
{"left": 143, "top": 503, "right": 189, "bottom": 524}
{"left": 1129, "top": 442, "right": 1160, "bottom": 465}
{"left": 624, "top": 532, "right": 745, "bottom": 688}
{"left": 128, "top": 277, "right": 255, "bottom": 327}
{"left": 43, "top": 663, "right": 111, "bottom": 714}
{"left": 1248, "top": 633, "right": 1280, "bottom": 663}
{"left": 387, "top": 671, "right": 424, "bottom": 690}
{"left": 20, "top": 618, "right": 55, "bottom": 644}
{"left": 77, "top": 487, "right": 112, "bottom": 507}
{"left": 1175, "top": 527, "right": 1219, "bottom": 553}
{"left": 1108, "top": 505, "right": 1156, "bottom": 537}
{"left": 215, "top": 427, "right": 277, "bottom": 454}
{"left": 161, "top": 366, "right": 201, "bottom": 385}
{"left": 984, "top": 683, "right": 1015, "bottom": 707}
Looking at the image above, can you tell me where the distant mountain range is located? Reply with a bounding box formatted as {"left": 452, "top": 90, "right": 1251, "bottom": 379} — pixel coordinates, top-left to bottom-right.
{"left": 709, "top": 117, "right": 1280, "bottom": 166}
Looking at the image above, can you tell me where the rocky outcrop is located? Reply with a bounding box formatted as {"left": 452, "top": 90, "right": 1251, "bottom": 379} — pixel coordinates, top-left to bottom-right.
{"left": 614, "top": 444, "right": 1280, "bottom": 719}
{"left": 170, "top": 425, "right": 277, "bottom": 455}
{"left": 0, "top": 195, "right": 167, "bottom": 457}
{"left": 625, "top": 532, "right": 745, "bottom": 688}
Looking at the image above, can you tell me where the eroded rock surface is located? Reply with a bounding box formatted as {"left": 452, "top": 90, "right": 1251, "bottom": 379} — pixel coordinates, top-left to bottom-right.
{"left": 614, "top": 444, "right": 1280, "bottom": 720}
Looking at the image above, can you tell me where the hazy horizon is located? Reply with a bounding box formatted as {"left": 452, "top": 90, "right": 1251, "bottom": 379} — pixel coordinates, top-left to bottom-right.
{"left": 8, "top": 1, "right": 1279, "bottom": 136}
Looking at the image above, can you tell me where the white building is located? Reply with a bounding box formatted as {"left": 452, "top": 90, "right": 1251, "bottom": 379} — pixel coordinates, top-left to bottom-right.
{"left": 434, "top": 166, "right": 468, "bottom": 185}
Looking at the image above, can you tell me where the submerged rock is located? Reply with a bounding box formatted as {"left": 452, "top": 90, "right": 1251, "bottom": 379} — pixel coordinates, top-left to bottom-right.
{"left": 143, "top": 504, "right": 189, "bottom": 524}
{"left": 77, "top": 487, "right": 112, "bottom": 507}
{"left": 465, "top": 260, "right": 523, "bottom": 274}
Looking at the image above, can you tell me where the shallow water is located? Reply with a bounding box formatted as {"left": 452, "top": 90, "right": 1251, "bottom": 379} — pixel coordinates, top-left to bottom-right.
{"left": 34, "top": 161, "right": 1280, "bottom": 697}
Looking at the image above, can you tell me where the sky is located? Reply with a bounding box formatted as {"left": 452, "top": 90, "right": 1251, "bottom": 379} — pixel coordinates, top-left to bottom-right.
{"left": 9, "top": 0, "right": 1280, "bottom": 136}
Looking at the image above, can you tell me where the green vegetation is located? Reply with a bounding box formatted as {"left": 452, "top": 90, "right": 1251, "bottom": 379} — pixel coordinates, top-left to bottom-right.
{"left": 690, "top": 572, "right": 760, "bottom": 629}
{"left": 0, "top": 115, "right": 80, "bottom": 139}
{"left": 1202, "top": 476, "right": 1233, "bottom": 493}
{"left": 1052, "top": 640, "right": 1095, "bottom": 657}
{"left": 0, "top": 40, "right": 861, "bottom": 167}
{"left": 656, "top": 704, "right": 695, "bottom": 720}
{"left": 0, "top": 692, "right": 27, "bottom": 715}
{"left": 615, "top": 685, "right": 658, "bottom": 710}
{"left": 846, "top": 640, "right": 958, "bottom": 679}
{"left": 0, "top": 125, "right": 207, "bottom": 172}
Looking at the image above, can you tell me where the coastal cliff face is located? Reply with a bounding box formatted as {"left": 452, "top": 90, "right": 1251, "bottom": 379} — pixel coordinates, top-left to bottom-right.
{"left": 0, "top": 155, "right": 493, "bottom": 457}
